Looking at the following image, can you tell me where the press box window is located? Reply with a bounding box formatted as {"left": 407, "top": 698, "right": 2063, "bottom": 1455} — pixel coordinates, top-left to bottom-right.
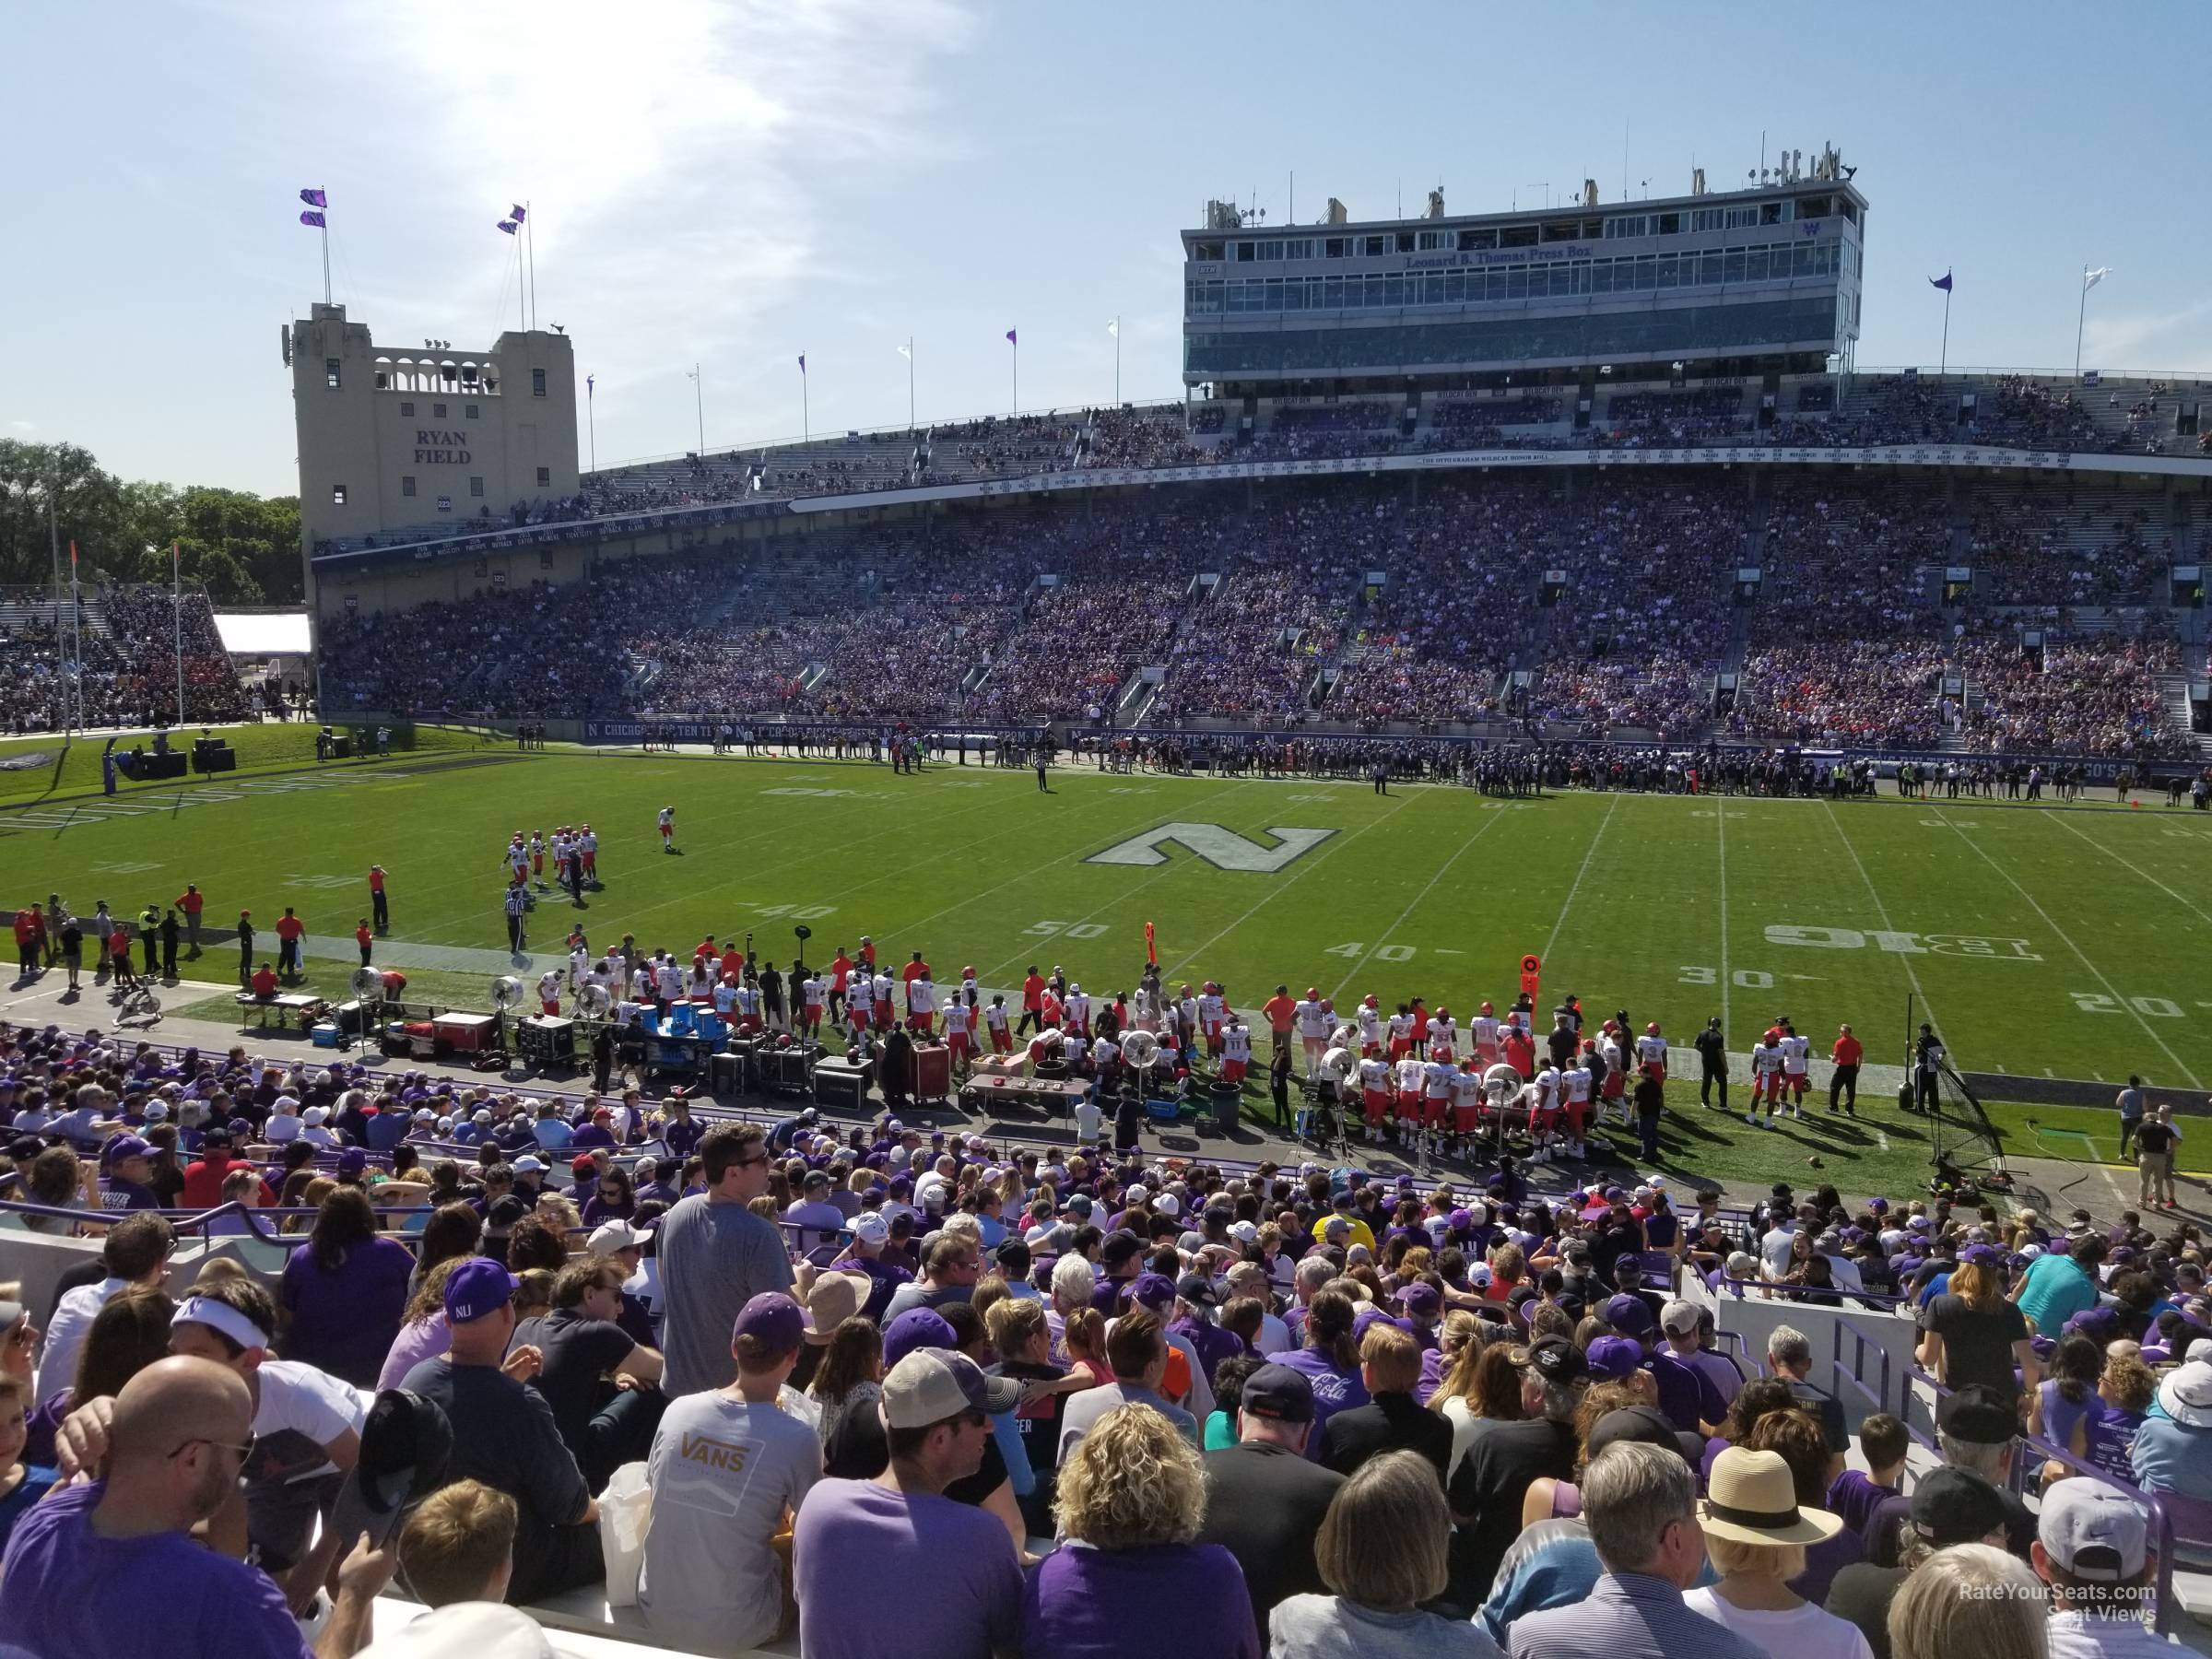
{"left": 465, "top": 404, "right": 480, "bottom": 419}
{"left": 331, "top": 484, "right": 347, "bottom": 505}
{"left": 401, "top": 477, "right": 416, "bottom": 498}
{"left": 469, "top": 477, "right": 484, "bottom": 498}
{"left": 400, "top": 402, "right": 416, "bottom": 417}
{"left": 325, "top": 358, "right": 341, "bottom": 389}
{"left": 536, "top": 466, "right": 550, "bottom": 487}
{"left": 532, "top": 368, "right": 547, "bottom": 397}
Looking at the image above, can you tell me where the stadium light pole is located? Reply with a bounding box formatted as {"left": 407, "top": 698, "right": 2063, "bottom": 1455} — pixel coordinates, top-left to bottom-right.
{"left": 688, "top": 364, "right": 704, "bottom": 455}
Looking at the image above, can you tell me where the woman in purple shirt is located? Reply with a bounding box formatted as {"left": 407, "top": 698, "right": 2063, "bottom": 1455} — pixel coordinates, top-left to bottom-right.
{"left": 278, "top": 1186, "right": 413, "bottom": 1387}
{"left": 1271, "top": 1289, "right": 1371, "bottom": 1458}
{"left": 1019, "top": 1403, "right": 1258, "bottom": 1659}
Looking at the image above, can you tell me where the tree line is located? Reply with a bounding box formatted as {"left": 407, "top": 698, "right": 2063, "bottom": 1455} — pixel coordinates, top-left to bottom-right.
{"left": 0, "top": 439, "right": 301, "bottom": 605}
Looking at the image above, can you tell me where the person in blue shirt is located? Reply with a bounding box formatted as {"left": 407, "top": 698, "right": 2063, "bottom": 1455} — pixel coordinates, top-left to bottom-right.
{"left": 2016, "top": 1235, "right": 2105, "bottom": 1334}
{"left": 0, "top": 1374, "right": 57, "bottom": 1555}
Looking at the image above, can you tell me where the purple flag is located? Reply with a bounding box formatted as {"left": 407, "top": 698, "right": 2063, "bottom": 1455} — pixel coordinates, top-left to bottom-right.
{"left": 1006, "top": 328, "right": 1017, "bottom": 346}
{"left": 510, "top": 204, "right": 526, "bottom": 223}
{"left": 300, "top": 188, "right": 327, "bottom": 208}
{"left": 1929, "top": 270, "right": 1953, "bottom": 292}
{"left": 300, "top": 210, "right": 326, "bottom": 229}
{"left": 498, "top": 219, "right": 518, "bottom": 234}
{"left": 797, "top": 353, "right": 806, "bottom": 374}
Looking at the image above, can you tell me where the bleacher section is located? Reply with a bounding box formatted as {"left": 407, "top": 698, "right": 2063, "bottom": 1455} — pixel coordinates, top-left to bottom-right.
{"left": 0, "top": 582, "right": 250, "bottom": 734}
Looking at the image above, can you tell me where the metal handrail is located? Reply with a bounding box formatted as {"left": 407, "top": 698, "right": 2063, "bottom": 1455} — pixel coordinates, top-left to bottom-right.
{"left": 1831, "top": 1312, "right": 1894, "bottom": 1419}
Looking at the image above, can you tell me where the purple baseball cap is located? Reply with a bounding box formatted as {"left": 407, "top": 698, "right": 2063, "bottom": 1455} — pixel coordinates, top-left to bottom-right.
{"left": 883, "top": 1307, "right": 958, "bottom": 1368}
{"left": 733, "top": 1292, "right": 805, "bottom": 1356}
{"left": 1584, "top": 1335, "right": 1643, "bottom": 1380}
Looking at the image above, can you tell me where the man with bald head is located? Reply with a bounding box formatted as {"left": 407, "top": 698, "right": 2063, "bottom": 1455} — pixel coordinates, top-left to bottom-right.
{"left": 0, "top": 1355, "right": 392, "bottom": 1657}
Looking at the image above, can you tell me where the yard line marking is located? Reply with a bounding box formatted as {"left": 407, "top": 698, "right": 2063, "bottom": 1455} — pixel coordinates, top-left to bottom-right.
{"left": 979, "top": 857, "right": 1192, "bottom": 985}
{"left": 1161, "top": 791, "right": 1418, "bottom": 983}
{"left": 1929, "top": 810, "right": 2203, "bottom": 1090}
{"left": 1328, "top": 803, "right": 1507, "bottom": 1002}
{"left": 1875, "top": 1130, "right": 1890, "bottom": 1151}
{"left": 2042, "top": 811, "right": 2212, "bottom": 933}
{"left": 1541, "top": 792, "right": 1620, "bottom": 965}
{"left": 1821, "top": 801, "right": 1941, "bottom": 1065}
{"left": 1716, "top": 795, "right": 1732, "bottom": 1041}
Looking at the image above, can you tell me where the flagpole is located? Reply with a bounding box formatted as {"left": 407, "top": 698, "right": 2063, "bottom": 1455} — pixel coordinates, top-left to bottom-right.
{"left": 587, "top": 377, "right": 596, "bottom": 473}
{"left": 68, "top": 541, "right": 81, "bottom": 735}
{"left": 525, "top": 201, "right": 536, "bottom": 333}
{"left": 1114, "top": 316, "right": 1121, "bottom": 406}
{"left": 907, "top": 339, "right": 915, "bottom": 429}
{"left": 1012, "top": 335, "right": 1018, "bottom": 417}
{"left": 47, "top": 500, "right": 63, "bottom": 736}
{"left": 173, "top": 541, "right": 184, "bottom": 730}
{"left": 2075, "top": 267, "right": 2089, "bottom": 383}
{"left": 1940, "top": 288, "right": 1950, "bottom": 379}
{"left": 801, "top": 359, "right": 809, "bottom": 444}
{"left": 320, "top": 218, "right": 331, "bottom": 307}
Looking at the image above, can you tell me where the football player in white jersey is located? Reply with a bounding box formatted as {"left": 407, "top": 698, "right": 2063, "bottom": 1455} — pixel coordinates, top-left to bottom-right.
{"left": 1747, "top": 1034, "right": 1784, "bottom": 1128}
{"left": 1394, "top": 1053, "right": 1425, "bottom": 1131}
{"left": 506, "top": 834, "right": 530, "bottom": 886}
{"left": 1294, "top": 989, "right": 1331, "bottom": 1077}
{"left": 535, "top": 969, "right": 562, "bottom": 1017}
{"left": 1387, "top": 1004, "right": 1415, "bottom": 1061}
{"left": 1421, "top": 1053, "right": 1455, "bottom": 1137}
{"left": 527, "top": 830, "right": 547, "bottom": 885}
{"left": 578, "top": 825, "right": 598, "bottom": 881}
{"left": 1358, "top": 1054, "right": 1393, "bottom": 1135}
{"left": 846, "top": 971, "right": 875, "bottom": 1040}
{"left": 984, "top": 994, "right": 1012, "bottom": 1054}
{"left": 871, "top": 970, "right": 895, "bottom": 1032}
{"left": 1354, "top": 994, "right": 1384, "bottom": 1056}
{"left": 1197, "top": 983, "right": 1226, "bottom": 1055}
{"left": 1450, "top": 1058, "right": 1483, "bottom": 1152}
{"left": 1521, "top": 1061, "right": 1558, "bottom": 1161}
{"left": 801, "top": 971, "right": 825, "bottom": 1037}
{"left": 1635, "top": 1021, "right": 1668, "bottom": 1080}
{"left": 942, "top": 997, "right": 973, "bottom": 1072}
{"left": 907, "top": 974, "right": 936, "bottom": 1037}
{"left": 1559, "top": 1052, "right": 1593, "bottom": 1160}
{"left": 1778, "top": 1021, "right": 1810, "bottom": 1116}
{"left": 1470, "top": 1001, "right": 1500, "bottom": 1064}
{"left": 657, "top": 806, "right": 676, "bottom": 853}
{"left": 1426, "top": 1006, "right": 1458, "bottom": 1065}
{"left": 1221, "top": 1014, "right": 1253, "bottom": 1085}
{"left": 1065, "top": 983, "right": 1091, "bottom": 1035}
{"left": 1176, "top": 984, "right": 1200, "bottom": 1045}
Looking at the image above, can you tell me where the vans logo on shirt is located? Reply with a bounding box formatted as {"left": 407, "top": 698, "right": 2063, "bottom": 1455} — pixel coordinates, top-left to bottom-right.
{"left": 679, "top": 1433, "right": 755, "bottom": 1473}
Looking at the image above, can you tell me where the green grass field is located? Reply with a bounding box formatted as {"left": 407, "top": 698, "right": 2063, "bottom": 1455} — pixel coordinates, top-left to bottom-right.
{"left": 6, "top": 747, "right": 2207, "bottom": 1195}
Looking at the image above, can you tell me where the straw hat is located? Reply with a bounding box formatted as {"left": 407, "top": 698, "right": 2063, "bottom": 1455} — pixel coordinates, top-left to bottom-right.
{"left": 1698, "top": 1447, "right": 1844, "bottom": 1547}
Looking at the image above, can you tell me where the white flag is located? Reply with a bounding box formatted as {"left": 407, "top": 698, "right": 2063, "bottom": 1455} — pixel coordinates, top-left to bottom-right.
{"left": 1106, "top": 318, "right": 1118, "bottom": 337}
{"left": 897, "top": 341, "right": 912, "bottom": 359}
{"left": 2083, "top": 266, "right": 2112, "bottom": 291}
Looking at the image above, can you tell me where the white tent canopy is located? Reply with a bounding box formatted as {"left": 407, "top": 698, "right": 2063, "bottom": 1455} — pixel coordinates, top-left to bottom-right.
{"left": 213, "top": 611, "right": 312, "bottom": 655}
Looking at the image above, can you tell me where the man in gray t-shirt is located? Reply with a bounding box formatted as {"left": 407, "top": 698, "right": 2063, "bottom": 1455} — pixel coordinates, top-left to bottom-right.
{"left": 641, "top": 1292, "right": 820, "bottom": 1653}
{"left": 655, "top": 1126, "right": 795, "bottom": 1395}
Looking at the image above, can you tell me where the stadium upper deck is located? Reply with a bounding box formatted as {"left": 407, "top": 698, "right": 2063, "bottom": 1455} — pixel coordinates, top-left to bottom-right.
{"left": 1181, "top": 147, "right": 1864, "bottom": 394}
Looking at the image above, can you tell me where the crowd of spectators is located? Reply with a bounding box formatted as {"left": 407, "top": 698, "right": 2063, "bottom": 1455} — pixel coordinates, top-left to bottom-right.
{"left": 1961, "top": 637, "right": 2189, "bottom": 760}
{"left": 0, "top": 584, "right": 248, "bottom": 735}
{"left": 1591, "top": 388, "right": 1752, "bottom": 447}
{"left": 314, "top": 468, "right": 2206, "bottom": 758}
{"left": 0, "top": 1006, "right": 2206, "bottom": 1659}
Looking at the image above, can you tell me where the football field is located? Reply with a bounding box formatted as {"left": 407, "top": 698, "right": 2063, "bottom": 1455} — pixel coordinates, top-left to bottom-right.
{"left": 8, "top": 744, "right": 2212, "bottom": 1110}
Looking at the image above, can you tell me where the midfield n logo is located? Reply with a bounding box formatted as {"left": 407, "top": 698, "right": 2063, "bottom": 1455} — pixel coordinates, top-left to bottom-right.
{"left": 1085, "top": 822, "right": 1336, "bottom": 873}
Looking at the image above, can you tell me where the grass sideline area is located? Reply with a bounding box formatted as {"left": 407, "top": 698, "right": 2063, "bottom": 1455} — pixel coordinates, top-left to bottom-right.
{"left": 0, "top": 721, "right": 495, "bottom": 805}
{"left": 6, "top": 748, "right": 2208, "bottom": 1194}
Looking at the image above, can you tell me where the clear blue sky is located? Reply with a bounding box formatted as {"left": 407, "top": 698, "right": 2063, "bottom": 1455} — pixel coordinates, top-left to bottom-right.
{"left": 5, "top": 0, "right": 2209, "bottom": 498}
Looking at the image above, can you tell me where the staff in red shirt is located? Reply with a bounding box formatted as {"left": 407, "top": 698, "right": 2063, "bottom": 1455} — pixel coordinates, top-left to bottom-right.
{"left": 274, "top": 906, "right": 305, "bottom": 982}
{"left": 175, "top": 883, "right": 206, "bottom": 958}
{"left": 354, "top": 919, "right": 373, "bottom": 967}
{"left": 1829, "top": 1022, "right": 1864, "bottom": 1116}
{"left": 367, "top": 864, "right": 388, "bottom": 933}
{"left": 1261, "top": 983, "right": 1297, "bottom": 1060}
{"left": 829, "top": 947, "right": 854, "bottom": 1019}
{"left": 1018, "top": 966, "right": 1046, "bottom": 1037}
